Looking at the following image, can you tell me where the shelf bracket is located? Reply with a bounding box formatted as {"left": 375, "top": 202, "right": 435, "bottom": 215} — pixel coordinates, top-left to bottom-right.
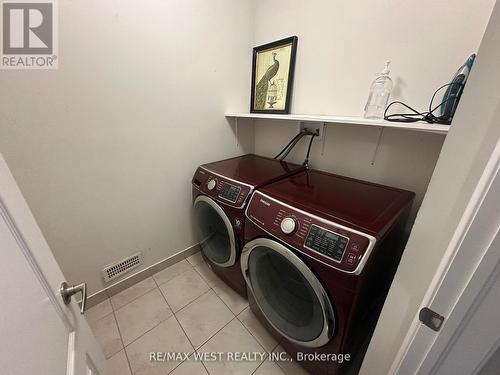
{"left": 321, "top": 122, "right": 327, "bottom": 156}
{"left": 371, "top": 127, "right": 385, "bottom": 165}
{"left": 235, "top": 117, "right": 239, "bottom": 148}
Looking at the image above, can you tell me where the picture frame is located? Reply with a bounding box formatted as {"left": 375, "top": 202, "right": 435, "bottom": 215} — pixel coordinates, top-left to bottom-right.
{"left": 250, "top": 36, "right": 298, "bottom": 114}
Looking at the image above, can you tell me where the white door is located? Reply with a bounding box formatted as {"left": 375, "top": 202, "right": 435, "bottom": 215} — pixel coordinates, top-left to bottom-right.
{"left": 390, "top": 139, "right": 500, "bottom": 375}
{"left": 0, "top": 154, "right": 107, "bottom": 375}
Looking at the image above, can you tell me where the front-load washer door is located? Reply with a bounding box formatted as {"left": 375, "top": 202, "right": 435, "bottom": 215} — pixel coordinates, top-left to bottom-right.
{"left": 194, "top": 195, "right": 237, "bottom": 267}
{"left": 241, "top": 238, "right": 335, "bottom": 348}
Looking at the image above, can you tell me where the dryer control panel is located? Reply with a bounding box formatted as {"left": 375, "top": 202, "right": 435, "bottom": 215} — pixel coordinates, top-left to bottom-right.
{"left": 304, "top": 224, "right": 349, "bottom": 262}
{"left": 192, "top": 167, "right": 252, "bottom": 208}
{"left": 246, "top": 191, "right": 376, "bottom": 274}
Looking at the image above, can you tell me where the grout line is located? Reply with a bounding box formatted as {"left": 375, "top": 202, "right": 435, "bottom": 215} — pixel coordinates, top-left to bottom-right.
{"left": 153, "top": 274, "right": 198, "bottom": 375}
{"left": 156, "top": 262, "right": 238, "bottom": 355}
{"left": 235, "top": 305, "right": 249, "bottom": 320}
{"left": 274, "top": 339, "right": 294, "bottom": 375}
{"left": 209, "top": 283, "right": 238, "bottom": 315}
{"left": 110, "top": 279, "right": 158, "bottom": 312}
{"left": 156, "top": 267, "right": 205, "bottom": 295}
{"left": 250, "top": 360, "right": 265, "bottom": 375}
{"left": 90, "top": 261, "right": 200, "bottom": 373}
{"left": 122, "top": 315, "right": 170, "bottom": 350}
{"left": 238, "top": 314, "right": 267, "bottom": 353}
{"left": 111, "top": 256, "right": 194, "bottom": 313}
{"left": 191, "top": 262, "right": 223, "bottom": 287}
{"left": 200, "top": 360, "right": 211, "bottom": 375}
{"left": 102, "top": 255, "right": 266, "bottom": 375}
{"left": 193, "top": 313, "right": 266, "bottom": 375}
{"left": 85, "top": 246, "right": 201, "bottom": 309}
{"left": 117, "top": 287, "right": 176, "bottom": 349}
{"left": 195, "top": 315, "right": 239, "bottom": 351}
{"left": 175, "top": 261, "right": 250, "bottom": 351}
{"left": 107, "top": 290, "right": 171, "bottom": 351}
{"left": 110, "top": 311, "right": 134, "bottom": 375}
{"left": 234, "top": 308, "right": 269, "bottom": 373}
{"left": 154, "top": 261, "right": 194, "bottom": 288}
{"left": 87, "top": 310, "right": 115, "bottom": 326}
{"left": 185, "top": 252, "right": 204, "bottom": 268}
{"left": 238, "top": 312, "right": 281, "bottom": 353}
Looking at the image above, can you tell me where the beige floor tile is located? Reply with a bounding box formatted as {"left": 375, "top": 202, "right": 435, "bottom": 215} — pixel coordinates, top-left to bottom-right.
{"left": 152, "top": 259, "right": 192, "bottom": 286}
{"left": 176, "top": 290, "right": 234, "bottom": 348}
{"left": 126, "top": 316, "right": 194, "bottom": 375}
{"left": 89, "top": 313, "right": 123, "bottom": 359}
{"left": 86, "top": 298, "right": 113, "bottom": 324}
{"left": 106, "top": 350, "right": 131, "bottom": 375}
{"left": 186, "top": 251, "right": 205, "bottom": 267}
{"left": 110, "top": 277, "right": 157, "bottom": 310}
{"left": 193, "top": 262, "right": 221, "bottom": 287}
{"left": 253, "top": 360, "right": 285, "bottom": 375}
{"left": 170, "top": 359, "right": 208, "bottom": 375}
{"left": 212, "top": 279, "right": 248, "bottom": 315}
{"left": 115, "top": 288, "right": 172, "bottom": 345}
{"left": 199, "top": 319, "right": 265, "bottom": 375}
{"left": 158, "top": 268, "right": 210, "bottom": 312}
{"left": 238, "top": 306, "right": 279, "bottom": 351}
{"left": 273, "top": 345, "right": 310, "bottom": 375}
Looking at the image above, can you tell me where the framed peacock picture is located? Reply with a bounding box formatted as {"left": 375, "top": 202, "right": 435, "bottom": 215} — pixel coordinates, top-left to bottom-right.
{"left": 250, "top": 36, "right": 298, "bottom": 114}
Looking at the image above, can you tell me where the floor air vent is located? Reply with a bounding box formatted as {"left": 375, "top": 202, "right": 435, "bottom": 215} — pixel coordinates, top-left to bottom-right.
{"left": 102, "top": 252, "right": 143, "bottom": 282}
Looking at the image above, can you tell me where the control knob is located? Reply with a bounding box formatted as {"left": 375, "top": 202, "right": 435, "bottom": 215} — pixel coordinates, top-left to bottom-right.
{"left": 280, "top": 217, "right": 297, "bottom": 234}
{"left": 207, "top": 179, "right": 217, "bottom": 191}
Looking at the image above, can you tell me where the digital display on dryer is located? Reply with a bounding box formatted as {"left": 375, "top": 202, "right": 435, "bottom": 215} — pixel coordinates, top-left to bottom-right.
{"left": 219, "top": 183, "right": 241, "bottom": 203}
{"left": 305, "top": 224, "right": 349, "bottom": 262}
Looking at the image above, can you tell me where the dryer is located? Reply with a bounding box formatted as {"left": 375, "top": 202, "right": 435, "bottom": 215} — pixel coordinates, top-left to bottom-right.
{"left": 241, "top": 169, "right": 415, "bottom": 374}
{"left": 191, "top": 154, "right": 305, "bottom": 297}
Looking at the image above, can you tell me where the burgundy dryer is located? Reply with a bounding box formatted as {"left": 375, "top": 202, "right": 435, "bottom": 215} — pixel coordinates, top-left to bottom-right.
{"left": 191, "top": 154, "right": 305, "bottom": 297}
{"left": 241, "top": 169, "right": 415, "bottom": 374}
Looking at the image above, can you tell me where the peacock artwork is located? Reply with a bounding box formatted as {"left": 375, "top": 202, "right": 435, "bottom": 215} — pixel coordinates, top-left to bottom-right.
{"left": 250, "top": 36, "right": 298, "bottom": 114}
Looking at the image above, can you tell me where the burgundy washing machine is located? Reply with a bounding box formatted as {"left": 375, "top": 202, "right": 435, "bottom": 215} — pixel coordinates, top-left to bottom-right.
{"left": 241, "top": 169, "right": 415, "bottom": 374}
{"left": 191, "top": 154, "right": 305, "bottom": 297}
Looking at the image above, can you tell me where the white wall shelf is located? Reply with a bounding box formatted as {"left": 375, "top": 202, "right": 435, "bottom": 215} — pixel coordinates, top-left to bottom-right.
{"left": 225, "top": 113, "right": 450, "bottom": 135}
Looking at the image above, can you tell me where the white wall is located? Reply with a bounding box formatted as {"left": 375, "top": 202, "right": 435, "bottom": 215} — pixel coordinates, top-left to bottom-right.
{"left": 362, "top": 4, "right": 500, "bottom": 373}
{"left": 0, "top": 0, "right": 254, "bottom": 294}
{"left": 254, "top": 0, "right": 494, "bottom": 115}
{"left": 252, "top": 0, "right": 494, "bottom": 219}
{"left": 0, "top": 0, "right": 494, "bottom": 310}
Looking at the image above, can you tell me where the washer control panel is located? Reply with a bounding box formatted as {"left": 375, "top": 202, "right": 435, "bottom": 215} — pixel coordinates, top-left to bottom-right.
{"left": 192, "top": 167, "right": 251, "bottom": 208}
{"left": 246, "top": 191, "right": 374, "bottom": 273}
{"left": 219, "top": 182, "right": 242, "bottom": 204}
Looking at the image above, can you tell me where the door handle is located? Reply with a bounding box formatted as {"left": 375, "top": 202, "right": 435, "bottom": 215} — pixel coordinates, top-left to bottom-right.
{"left": 60, "top": 282, "right": 87, "bottom": 314}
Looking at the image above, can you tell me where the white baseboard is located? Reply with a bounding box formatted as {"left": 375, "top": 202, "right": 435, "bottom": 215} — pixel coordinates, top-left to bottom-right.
{"left": 85, "top": 243, "right": 201, "bottom": 308}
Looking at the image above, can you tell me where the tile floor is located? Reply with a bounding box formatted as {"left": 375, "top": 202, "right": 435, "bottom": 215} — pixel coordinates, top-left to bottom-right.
{"left": 87, "top": 251, "right": 309, "bottom": 375}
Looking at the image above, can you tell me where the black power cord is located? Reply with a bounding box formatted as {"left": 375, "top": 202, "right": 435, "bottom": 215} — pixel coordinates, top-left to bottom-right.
{"left": 273, "top": 128, "right": 318, "bottom": 164}
{"left": 384, "top": 82, "right": 464, "bottom": 125}
{"left": 303, "top": 133, "right": 317, "bottom": 168}
{"left": 273, "top": 130, "right": 306, "bottom": 160}
{"left": 278, "top": 132, "right": 306, "bottom": 161}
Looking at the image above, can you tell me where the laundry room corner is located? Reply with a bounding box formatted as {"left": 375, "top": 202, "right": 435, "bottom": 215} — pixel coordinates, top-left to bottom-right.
{"left": 2, "top": 1, "right": 500, "bottom": 375}
{"left": 0, "top": 0, "right": 256, "bottom": 296}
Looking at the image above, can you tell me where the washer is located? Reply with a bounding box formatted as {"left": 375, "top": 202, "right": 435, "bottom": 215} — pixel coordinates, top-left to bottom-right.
{"left": 241, "top": 169, "right": 415, "bottom": 374}
{"left": 191, "top": 154, "right": 305, "bottom": 297}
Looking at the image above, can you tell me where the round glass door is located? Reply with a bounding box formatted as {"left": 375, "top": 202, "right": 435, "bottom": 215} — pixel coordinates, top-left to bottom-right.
{"left": 241, "top": 238, "right": 335, "bottom": 348}
{"left": 193, "top": 196, "right": 236, "bottom": 267}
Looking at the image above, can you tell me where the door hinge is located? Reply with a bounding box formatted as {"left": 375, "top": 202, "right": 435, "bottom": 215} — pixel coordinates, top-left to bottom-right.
{"left": 419, "top": 307, "right": 445, "bottom": 332}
